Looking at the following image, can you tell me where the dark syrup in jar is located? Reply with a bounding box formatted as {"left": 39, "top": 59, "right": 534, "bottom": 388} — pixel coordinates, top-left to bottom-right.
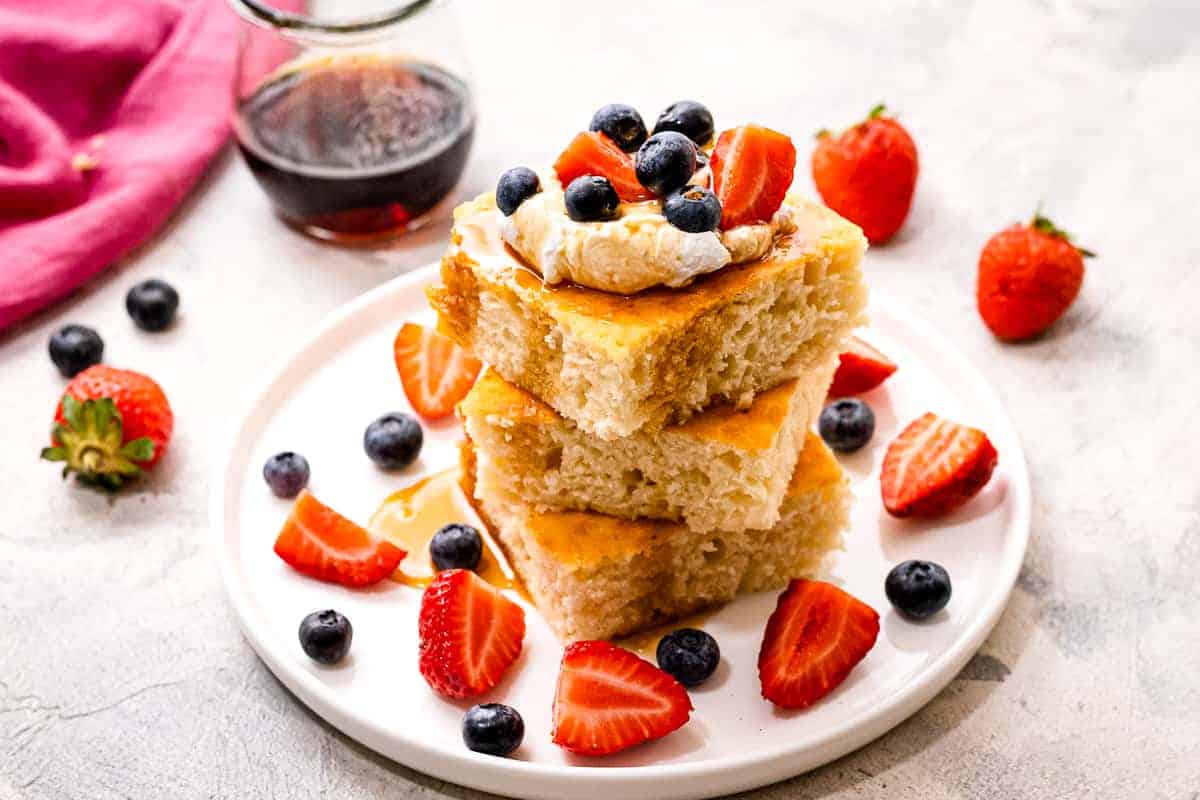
{"left": 236, "top": 55, "right": 474, "bottom": 240}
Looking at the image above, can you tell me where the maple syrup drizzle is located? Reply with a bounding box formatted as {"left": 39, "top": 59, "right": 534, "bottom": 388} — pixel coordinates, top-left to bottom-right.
{"left": 367, "top": 469, "right": 525, "bottom": 597}
{"left": 615, "top": 610, "right": 718, "bottom": 661}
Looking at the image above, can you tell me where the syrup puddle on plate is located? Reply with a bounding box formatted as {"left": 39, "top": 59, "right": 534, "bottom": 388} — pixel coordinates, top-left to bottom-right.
{"left": 368, "top": 468, "right": 525, "bottom": 598}
{"left": 616, "top": 610, "right": 717, "bottom": 661}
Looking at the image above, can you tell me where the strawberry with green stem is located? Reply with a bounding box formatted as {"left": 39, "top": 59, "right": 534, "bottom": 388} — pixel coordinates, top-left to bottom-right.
{"left": 41, "top": 365, "right": 173, "bottom": 491}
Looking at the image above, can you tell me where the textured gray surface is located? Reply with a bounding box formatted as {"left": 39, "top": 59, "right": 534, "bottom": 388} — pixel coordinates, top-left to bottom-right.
{"left": 2, "top": 0, "right": 1199, "bottom": 797}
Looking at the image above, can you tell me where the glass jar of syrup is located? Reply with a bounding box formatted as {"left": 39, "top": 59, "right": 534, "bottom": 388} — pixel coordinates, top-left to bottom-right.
{"left": 230, "top": 0, "right": 475, "bottom": 242}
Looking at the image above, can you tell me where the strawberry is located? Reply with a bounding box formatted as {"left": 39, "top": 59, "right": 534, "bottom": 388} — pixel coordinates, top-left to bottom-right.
{"left": 829, "top": 335, "right": 898, "bottom": 397}
{"left": 976, "top": 213, "right": 1091, "bottom": 341}
{"left": 393, "top": 322, "right": 482, "bottom": 420}
{"left": 709, "top": 124, "right": 796, "bottom": 229}
{"left": 758, "top": 579, "right": 880, "bottom": 710}
{"left": 41, "top": 365, "right": 174, "bottom": 490}
{"left": 880, "top": 412, "right": 999, "bottom": 518}
{"left": 274, "top": 490, "right": 405, "bottom": 587}
{"left": 418, "top": 569, "right": 526, "bottom": 698}
{"left": 554, "top": 131, "right": 653, "bottom": 202}
{"left": 811, "top": 104, "right": 918, "bottom": 244}
{"left": 551, "top": 640, "right": 692, "bottom": 756}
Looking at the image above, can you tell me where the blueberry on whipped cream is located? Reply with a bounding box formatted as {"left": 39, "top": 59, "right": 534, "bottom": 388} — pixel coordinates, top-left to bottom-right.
{"left": 496, "top": 166, "right": 541, "bottom": 216}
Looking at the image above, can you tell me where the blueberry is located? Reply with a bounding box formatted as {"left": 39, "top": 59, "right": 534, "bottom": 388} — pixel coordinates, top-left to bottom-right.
{"left": 48, "top": 324, "right": 103, "bottom": 378}
{"left": 656, "top": 627, "right": 720, "bottom": 687}
{"left": 885, "top": 560, "right": 952, "bottom": 620}
{"left": 663, "top": 186, "right": 722, "bottom": 233}
{"left": 125, "top": 278, "right": 179, "bottom": 332}
{"left": 652, "top": 100, "right": 715, "bottom": 146}
{"left": 496, "top": 166, "right": 541, "bottom": 216}
{"left": 263, "top": 451, "right": 310, "bottom": 498}
{"left": 589, "top": 103, "right": 648, "bottom": 153}
{"left": 564, "top": 175, "right": 620, "bottom": 222}
{"left": 818, "top": 398, "right": 875, "bottom": 453}
{"left": 635, "top": 132, "right": 697, "bottom": 196}
{"left": 363, "top": 412, "right": 423, "bottom": 470}
{"left": 298, "top": 609, "right": 353, "bottom": 664}
{"left": 462, "top": 703, "right": 524, "bottom": 756}
{"left": 430, "top": 522, "right": 483, "bottom": 571}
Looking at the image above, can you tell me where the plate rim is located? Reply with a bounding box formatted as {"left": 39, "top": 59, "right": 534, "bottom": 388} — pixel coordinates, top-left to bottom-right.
{"left": 209, "top": 263, "right": 1032, "bottom": 798}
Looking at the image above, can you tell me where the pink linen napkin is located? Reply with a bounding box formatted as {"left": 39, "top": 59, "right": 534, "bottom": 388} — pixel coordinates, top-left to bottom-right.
{"left": 0, "top": 0, "right": 239, "bottom": 331}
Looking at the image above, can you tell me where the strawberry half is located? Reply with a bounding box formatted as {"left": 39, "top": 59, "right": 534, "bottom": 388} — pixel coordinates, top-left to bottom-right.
{"left": 551, "top": 640, "right": 692, "bottom": 756}
{"left": 418, "top": 569, "right": 526, "bottom": 699}
{"left": 758, "top": 579, "right": 880, "bottom": 710}
{"left": 880, "top": 412, "right": 999, "bottom": 518}
{"left": 393, "top": 322, "right": 482, "bottom": 420}
{"left": 828, "top": 335, "right": 898, "bottom": 397}
{"left": 554, "top": 131, "right": 653, "bottom": 202}
{"left": 710, "top": 124, "right": 797, "bottom": 229}
{"left": 274, "top": 490, "right": 405, "bottom": 587}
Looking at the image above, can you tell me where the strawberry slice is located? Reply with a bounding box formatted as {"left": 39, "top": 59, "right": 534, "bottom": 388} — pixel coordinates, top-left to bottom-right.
{"left": 880, "top": 412, "right": 998, "bottom": 518}
{"left": 829, "top": 335, "right": 898, "bottom": 397}
{"left": 418, "top": 569, "right": 526, "bottom": 699}
{"left": 553, "top": 131, "right": 653, "bottom": 202}
{"left": 393, "top": 322, "right": 482, "bottom": 420}
{"left": 758, "top": 579, "right": 880, "bottom": 709}
{"left": 274, "top": 490, "right": 405, "bottom": 587}
{"left": 710, "top": 124, "right": 797, "bottom": 228}
{"left": 551, "top": 640, "right": 692, "bottom": 756}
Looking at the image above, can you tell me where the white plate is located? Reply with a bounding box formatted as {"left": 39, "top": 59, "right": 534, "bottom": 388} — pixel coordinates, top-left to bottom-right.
{"left": 211, "top": 264, "right": 1030, "bottom": 800}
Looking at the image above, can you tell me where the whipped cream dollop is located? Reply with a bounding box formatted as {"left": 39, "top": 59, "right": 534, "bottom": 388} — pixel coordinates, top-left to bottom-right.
{"left": 498, "top": 169, "right": 795, "bottom": 294}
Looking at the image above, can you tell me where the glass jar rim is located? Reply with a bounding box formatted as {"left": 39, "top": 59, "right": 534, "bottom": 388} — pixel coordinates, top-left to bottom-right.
{"left": 230, "top": 0, "right": 436, "bottom": 37}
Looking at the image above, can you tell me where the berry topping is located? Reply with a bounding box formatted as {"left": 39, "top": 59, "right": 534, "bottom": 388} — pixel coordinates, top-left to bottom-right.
{"left": 564, "top": 175, "right": 620, "bottom": 222}
{"left": 818, "top": 398, "right": 876, "bottom": 453}
{"left": 710, "top": 124, "right": 796, "bottom": 228}
{"left": 880, "top": 412, "right": 998, "bottom": 518}
{"left": 829, "top": 335, "right": 898, "bottom": 397}
{"left": 886, "top": 560, "right": 952, "bottom": 620}
{"left": 496, "top": 166, "right": 541, "bottom": 216}
{"left": 42, "top": 365, "right": 173, "bottom": 490}
{"left": 656, "top": 628, "right": 720, "bottom": 687}
{"left": 758, "top": 579, "right": 880, "bottom": 709}
{"left": 662, "top": 185, "right": 722, "bottom": 233}
{"left": 273, "top": 490, "right": 405, "bottom": 587}
{"left": 462, "top": 703, "right": 525, "bottom": 757}
{"left": 298, "top": 609, "right": 353, "bottom": 664}
{"left": 125, "top": 278, "right": 180, "bottom": 332}
{"left": 552, "top": 640, "right": 692, "bottom": 756}
{"left": 263, "top": 451, "right": 310, "bottom": 498}
{"left": 812, "top": 104, "right": 918, "bottom": 244}
{"left": 430, "top": 522, "right": 483, "bottom": 571}
{"left": 977, "top": 213, "right": 1091, "bottom": 341}
{"left": 634, "top": 131, "right": 697, "bottom": 196}
{"left": 589, "top": 103, "right": 648, "bottom": 153}
{"left": 48, "top": 324, "right": 104, "bottom": 379}
{"left": 652, "top": 100, "right": 714, "bottom": 146}
{"left": 554, "top": 131, "right": 652, "bottom": 202}
{"left": 418, "top": 569, "right": 526, "bottom": 699}
{"left": 393, "top": 322, "right": 481, "bottom": 420}
{"left": 363, "top": 412, "right": 423, "bottom": 470}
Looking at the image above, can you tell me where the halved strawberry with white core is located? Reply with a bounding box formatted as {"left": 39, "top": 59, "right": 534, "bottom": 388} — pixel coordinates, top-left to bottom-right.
{"left": 828, "top": 335, "right": 898, "bottom": 397}
{"left": 758, "top": 579, "right": 880, "bottom": 710}
{"left": 551, "top": 640, "right": 692, "bottom": 756}
{"left": 880, "top": 412, "right": 998, "bottom": 518}
{"left": 418, "top": 569, "right": 526, "bottom": 699}
{"left": 274, "top": 490, "right": 405, "bottom": 587}
{"left": 554, "top": 131, "right": 653, "bottom": 203}
{"left": 710, "top": 124, "right": 796, "bottom": 228}
{"left": 393, "top": 322, "right": 482, "bottom": 420}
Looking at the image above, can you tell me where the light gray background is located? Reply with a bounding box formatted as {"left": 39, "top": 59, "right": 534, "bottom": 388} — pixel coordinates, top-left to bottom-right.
{"left": 2, "top": 0, "right": 1198, "bottom": 797}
